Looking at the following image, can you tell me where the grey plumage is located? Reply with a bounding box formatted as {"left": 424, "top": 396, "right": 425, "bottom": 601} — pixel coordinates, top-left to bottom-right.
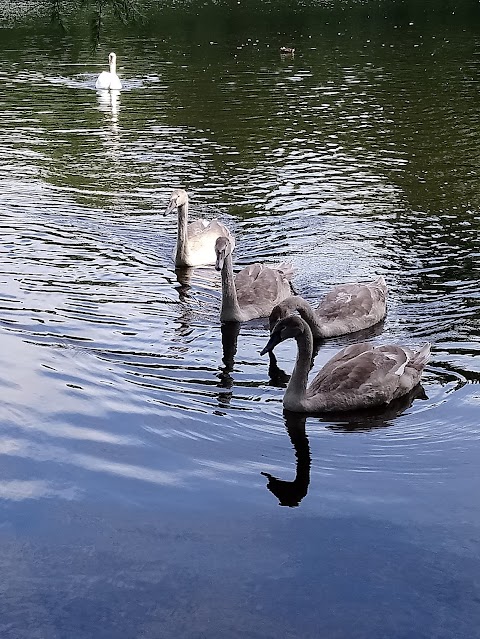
{"left": 269, "top": 277, "right": 387, "bottom": 339}
{"left": 215, "top": 236, "right": 294, "bottom": 322}
{"left": 261, "top": 315, "right": 430, "bottom": 413}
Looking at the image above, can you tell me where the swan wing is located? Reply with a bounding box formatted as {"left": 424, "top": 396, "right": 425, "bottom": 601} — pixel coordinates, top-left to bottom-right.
{"left": 109, "top": 74, "right": 122, "bottom": 90}
{"left": 274, "top": 262, "right": 295, "bottom": 282}
{"left": 205, "top": 219, "right": 235, "bottom": 247}
{"left": 185, "top": 218, "right": 234, "bottom": 266}
{"left": 235, "top": 265, "right": 293, "bottom": 318}
{"left": 317, "top": 280, "right": 386, "bottom": 320}
{"left": 314, "top": 278, "right": 387, "bottom": 336}
{"left": 309, "top": 344, "right": 407, "bottom": 394}
{"left": 307, "top": 343, "right": 428, "bottom": 409}
{"left": 188, "top": 218, "right": 234, "bottom": 244}
{"left": 234, "top": 262, "right": 263, "bottom": 289}
{"left": 95, "top": 71, "right": 111, "bottom": 89}
{"left": 187, "top": 219, "right": 210, "bottom": 236}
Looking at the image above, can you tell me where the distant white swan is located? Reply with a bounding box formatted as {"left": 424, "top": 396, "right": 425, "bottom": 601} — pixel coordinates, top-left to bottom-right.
{"left": 261, "top": 315, "right": 431, "bottom": 413}
{"left": 96, "top": 52, "right": 122, "bottom": 90}
{"left": 166, "top": 189, "right": 235, "bottom": 267}
{"left": 269, "top": 277, "right": 387, "bottom": 339}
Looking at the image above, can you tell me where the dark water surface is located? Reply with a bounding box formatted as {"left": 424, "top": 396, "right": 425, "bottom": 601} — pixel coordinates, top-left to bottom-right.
{"left": 0, "top": 2, "right": 479, "bottom": 637}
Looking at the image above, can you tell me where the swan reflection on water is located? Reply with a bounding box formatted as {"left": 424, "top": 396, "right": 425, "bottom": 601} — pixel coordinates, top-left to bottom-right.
{"left": 216, "top": 321, "right": 290, "bottom": 408}
{"left": 173, "top": 266, "right": 218, "bottom": 337}
{"left": 262, "top": 385, "right": 428, "bottom": 508}
{"left": 174, "top": 266, "right": 194, "bottom": 305}
{"left": 216, "top": 321, "right": 241, "bottom": 408}
{"left": 96, "top": 88, "right": 120, "bottom": 129}
{"left": 262, "top": 412, "right": 311, "bottom": 508}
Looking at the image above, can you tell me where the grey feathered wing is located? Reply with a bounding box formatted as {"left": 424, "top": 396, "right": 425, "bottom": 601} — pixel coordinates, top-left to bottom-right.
{"left": 234, "top": 264, "right": 293, "bottom": 319}
{"left": 307, "top": 343, "right": 422, "bottom": 411}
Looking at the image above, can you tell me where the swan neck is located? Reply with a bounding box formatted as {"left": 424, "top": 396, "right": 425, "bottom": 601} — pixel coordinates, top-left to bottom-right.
{"left": 220, "top": 252, "right": 242, "bottom": 321}
{"left": 284, "top": 325, "right": 314, "bottom": 409}
{"left": 175, "top": 201, "right": 190, "bottom": 266}
{"left": 109, "top": 59, "right": 117, "bottom": 75}
{"left": 294, "top": 298, "right": 325, "bottom": 337}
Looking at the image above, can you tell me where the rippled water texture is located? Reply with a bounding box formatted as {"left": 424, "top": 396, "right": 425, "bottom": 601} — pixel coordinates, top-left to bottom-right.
{"left": 0, "top": 2, "right": 479, "bottom": 638}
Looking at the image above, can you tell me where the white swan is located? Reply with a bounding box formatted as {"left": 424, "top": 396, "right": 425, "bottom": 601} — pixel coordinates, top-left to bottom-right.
{"left": 269, "top": 277, "right": 387, "bottom": 339}
{"left": 215, "top": 236, "right": 294, "bottom": 322}
{"left": 166, "top": 189, "right": 235, "bottom": 267}
{"left": 96, "top": 52, "right": 122, "bottom": 90}
{"left": 261, "top": 315, "right": 430, "bottom": 412}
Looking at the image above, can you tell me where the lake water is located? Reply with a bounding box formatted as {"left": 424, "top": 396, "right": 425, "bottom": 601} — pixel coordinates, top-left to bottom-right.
{"left": 0, "top": 2, "right": 479, "bottom": 637}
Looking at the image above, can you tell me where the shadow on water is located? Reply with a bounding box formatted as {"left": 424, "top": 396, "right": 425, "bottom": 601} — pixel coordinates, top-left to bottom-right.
{"left": 267, "top": 350, "right": 291, "bottom": 388}
{"left": 174, "top": 266, "right": 193, "bottom": 304}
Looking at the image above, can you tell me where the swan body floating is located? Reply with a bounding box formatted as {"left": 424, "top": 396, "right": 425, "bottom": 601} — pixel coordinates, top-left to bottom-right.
{"left": 96, "top": 52, "right": 122, "bottom": 90}
{"left": 215, "top": 236, "right": 294, "bottom": 322}
{"left": 269, "top": 276, "right": 387, "bottom": 339}
{"left": 165, "top": 189, "right": 235, "bottom": 267}
{"left": 261, "top": 315, "right": 430, "bottom": 413}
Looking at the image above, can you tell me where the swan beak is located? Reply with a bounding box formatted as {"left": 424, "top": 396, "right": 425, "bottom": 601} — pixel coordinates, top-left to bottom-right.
{"left": 260, "top": 332, "right": 282, "bottom": 356}
{"left": 165, "top": 197, "right": 177, "bottom": 215}
{"left": 215, "top": 251, "right": 225, "bottom": 271}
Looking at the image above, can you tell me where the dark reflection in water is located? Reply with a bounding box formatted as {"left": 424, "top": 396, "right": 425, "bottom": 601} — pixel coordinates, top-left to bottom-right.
{"left": 262, "top": 412, "right": 311, "bottom": 507}
{"left": 262, "top": 384, "right": 427, "bottom": 507}
{"left": 216, "top": 321, "right": 240, "bottom": 408}
{"left": 267, "top": 350, "right": 291, "bottom": 387}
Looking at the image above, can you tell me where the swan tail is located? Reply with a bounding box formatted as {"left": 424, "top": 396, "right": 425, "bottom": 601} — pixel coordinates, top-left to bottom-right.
{"left": 372, "top": 275, "right": 386, "bottom": 288}
{"left": 276, "top": 262, "right": 295, "bottom": 281}
{"left": 412, "top": 343, "right": 431, "bottom": 370}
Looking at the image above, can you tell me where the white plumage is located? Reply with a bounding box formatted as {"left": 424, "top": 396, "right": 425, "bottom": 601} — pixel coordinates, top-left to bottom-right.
{"left": 96, "top": 52, "right": 122, "bottom": 90}
{"left": 165, "top": 189, "right": 235, "bottom": 267}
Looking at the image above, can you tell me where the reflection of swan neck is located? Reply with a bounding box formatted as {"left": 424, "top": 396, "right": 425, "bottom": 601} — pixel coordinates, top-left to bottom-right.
{"left": 221, "top": 322, "right": 240, "bottom": 371}
{"left": 286, "top": 418, "right": 311, "bottom": 496}
{"left": 284, "top": 327, "right": 314, "bottom": 410}
{"left": 263, "top": 415, "right": 311, "bottom": 507}
{"left": 220, "top": 252, "right": 242, "bottom": 321}
{"left": 110, "top": 90, "right": 119, "bottom": 117}
{"left": 176, "top": 202, "right": 189, "bottom": 266}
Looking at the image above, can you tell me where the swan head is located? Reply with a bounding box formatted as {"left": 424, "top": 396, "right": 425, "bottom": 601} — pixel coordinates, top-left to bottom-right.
{"left": 109, "top": 52, "right": 116, "bottom": 65}
{"left": 261, "top": 315, "right": 305, "bottom": 355}
{"left": 215, "top": 236, "right": 233, "bottom": 271}
{"left": 166, "top": 189, "right": 188, "bottom": 214}
{"left": 269, "top": 297, "right": 302, "bottom": 333}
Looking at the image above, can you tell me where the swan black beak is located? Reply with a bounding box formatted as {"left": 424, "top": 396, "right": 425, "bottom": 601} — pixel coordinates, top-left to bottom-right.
{"left": 260, "top": 332, "right": 283, "bottom": 356}
{"left": 165, "top": 198, "right": 177, "bottom": 215}
{"left": 215, "top": 251, "right": 225, "bottom": 271}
